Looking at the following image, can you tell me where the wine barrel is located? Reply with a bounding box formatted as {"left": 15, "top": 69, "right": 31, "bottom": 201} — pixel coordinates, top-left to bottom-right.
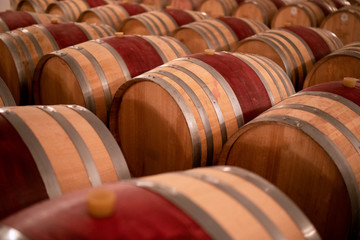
{"left": 0, "top": 21, "right": 115, "bottom": 106}
{"left": 46, "top": 0, "right": 91, "bottom": 22}
{"left": 120, "top": 9, "right": 208, "bottom": 36}
{"left": 0, "top": 77, "right": 16, "bottom": 107}
{"left": 304, "top": 42, "right": 360, "bottom": 88}
{"left": 142, "top": 0, "right": 170, "bottom": 8}
{"left": 167, "top": 0, "right": 206, "bottom": 10}
{"left": 282, "top": 25, "right": 344, "bottom": 61}
{"left": 78, "top": 3, "right": 159, "bottom": 31}
{"left": 45, "top": 0, "right": 119, "bottom": 21}
{"left": 271, "top": 1, "right": 326, "bottom": 28}
{"left": 0, "top": 166, "right": 320, "bottom": 240}
{"left": 0, "top": 11, "right": 66, "bottom": 33}
{"left": 109, "top": 51, "right": 294, "bottom": 177}
{"left": 219, "top": 79, "right": 360, "bottom": 240}
{"left": 235, "top": 27, "right": 343, "bottom": 90}
{"left": 321, "top": 6, "right": 360, "bottom": 45}
{"left": 267, "top": 0, "right": 303, "bottom": 8}
{"left": 198, "top": 0, "right": 239, "bottom": 17}
{"left": 233, "top": 0, "right": 278, "bottom": 26}
{"left": 0, "top": 104, "right": 130, "bottom": 219}
{"left": 173, "top": 17, "right": 268, "bottom": 53}
{"left": 16, "top": 0, "right": 57, "bottom": 12}
{"left": 32, "top": 34, "right": 190, "bottom": 124}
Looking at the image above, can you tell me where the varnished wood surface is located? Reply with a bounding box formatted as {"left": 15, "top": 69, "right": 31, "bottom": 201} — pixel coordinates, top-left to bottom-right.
{"left": 33, "top": 35, "right": 189, "bottom": 123}
{"left": 0, "top": 22, "right": 115, "bottom": 105}
{"left": 46, "top": 0, "right": 90, "bottom": 22}
{"left": 303, "top": 42, "right": 360, "bottom": 88}
{"left": 0, "top": 11, "right": 36, "bottom": 32}
{"left": 0, "top": 77, "right": 16, "bottom": 107}
{"left": 236, "top": 28, "right": 315, "bottom": 90}
{"left": 1, "top": 166, "right": 319, "bottom": 239}
{"left": 78, "top": 4, "right": 130, "bottom": 31}
{"left": 168, "top": 0, "right": 205, "bottom": 10}
{"left": 0, "top": 105, "right": 130, "bottom": 219}
{"left": 173, "top": 17, "right": 268, "bottom": 53}
{"left": 219, "top": 83, "right": 360, "bottom": 239}
{"left": 233, "top": 0, "right": 277, "bottom": 26}
{"left": 282, "top": 25, "right": 343, "bottom": 61}
{"left": 109, "top": 51, "right": 294, "bottom": 177}
{"left": 271, "top": 1, "right": 325, "bottom": 28}
{"left": 16, "top": 0, "right": 57, "bottom": 13}
{"left": 199, "top": 0, "right": 239, "bottom": 17}
{"left": 321, "top": 6, "right": 360, "bottom": 45}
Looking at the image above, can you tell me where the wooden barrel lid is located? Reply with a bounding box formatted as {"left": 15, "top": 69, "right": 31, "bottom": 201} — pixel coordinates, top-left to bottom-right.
{"left": 219, "top": 85, "right": 360, "bottom": 239}
{"left": 303, "top": 42, "right": 360, "bottom": 88}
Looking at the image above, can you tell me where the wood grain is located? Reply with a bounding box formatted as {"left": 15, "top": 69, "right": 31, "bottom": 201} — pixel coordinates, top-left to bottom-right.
{"left": 0, "top": 105, "right": 130, "bottom": 219}
{"left": 109, "top": 51, "right": 294, "bottom": 176}
{"left": 219, "top": 83, "right": 360, "bottom": 239}
{"left": 303, "top": 42, "right": 360, "bottom": 88}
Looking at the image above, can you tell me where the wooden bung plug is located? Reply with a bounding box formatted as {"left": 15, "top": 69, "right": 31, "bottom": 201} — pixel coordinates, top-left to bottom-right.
{"left": 115, "top": 32, "right": 124, "bottom": 38}
{"left": 343, "top": 77, "right": 358, "bottom": 88}
{"left": 87, "top": 189, "right": 116, "bottom": 218}
{"left": 204, "top": 49, "right": 215, "bottom": 55}
{"left": 51, "top": 18, "right": 59, "bottom": 24}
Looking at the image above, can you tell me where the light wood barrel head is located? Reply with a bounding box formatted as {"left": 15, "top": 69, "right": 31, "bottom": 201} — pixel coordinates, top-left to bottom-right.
{"left": 219, "top": 90, "right": 360, "bottom": 239}
{"left": 320, "top": 7, "right": 360, "bottom": 45}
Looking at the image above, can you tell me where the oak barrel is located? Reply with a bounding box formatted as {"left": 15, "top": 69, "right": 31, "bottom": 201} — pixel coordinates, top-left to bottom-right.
{"left": 0, "top": 166, "right": 320, "bottom": 240}
{"left": 78, "top": 3, "right": 159, "bottom": 31}
{"left": 109, "top": 51, "right": 294, "bottom": 177}
{"left": 271, "top": 1, "right": 326, "bottom": 28}
{"left": 235, "top": 27, "right": 343, "bottom": 90}
{"left": 233, "top": 0, "right": 278, "bottom": 26}
{"left": 142, "top": 0, "right": 170, "bottom": 8}
{"left": 173, "top": 16, "right": 268, "bottom": 53}
{"left": 0, "top": 77, "right": 16, "bottom": 107}
{"left": 0, "top": 104, "right": 130, "bottom": 219}
{"left": 321, "top": 6, "right": 360, "bottom": 45}
{"left": 167, "top": 0, "right": 206, "bottom": 10}
{"left": 16, "top": 0, "right": 57, "bottom": 13}
{"left": 0, "top": 21, "right": 115, "bottom": 105}
{"left": 219, "top": 80, "right": 360, "bottom": 240}
{"left": 120, "top": 9, "right": 208, "bottom": 36}
{"left": 303, "top": 42, "right": 360, "bottom": 88}
{"left": 32, "top": 34, "right": 190, "bottom": 123}
{"left": 198, "top": 0, "right": 239, "bottom": 17}
{"left": 0, "top": 11, "right": 65, "bottom": 33}
{"left": 46, "top": 0, "right": 91, "bottom": 22}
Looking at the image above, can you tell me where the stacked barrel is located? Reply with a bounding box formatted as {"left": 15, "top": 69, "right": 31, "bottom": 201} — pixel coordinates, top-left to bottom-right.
{"left": 0, "top": 0, "right": 359, "bottom": 240}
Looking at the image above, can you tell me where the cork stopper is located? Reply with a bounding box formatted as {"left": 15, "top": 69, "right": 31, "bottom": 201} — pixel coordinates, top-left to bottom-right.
{"left": 204, "top": 49, "right": 215, "bottom": 55}
{"left": 51, "top": 18, "right": 59, "bottom": 24}
{"left": 115, "top": 32, "right": 124, "bottom": 38}
{"left": 87, "top": 189, "right": 116, "bottom": 218}
{"left": 343, "top": 77, "right": 358, "bottom": 88}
